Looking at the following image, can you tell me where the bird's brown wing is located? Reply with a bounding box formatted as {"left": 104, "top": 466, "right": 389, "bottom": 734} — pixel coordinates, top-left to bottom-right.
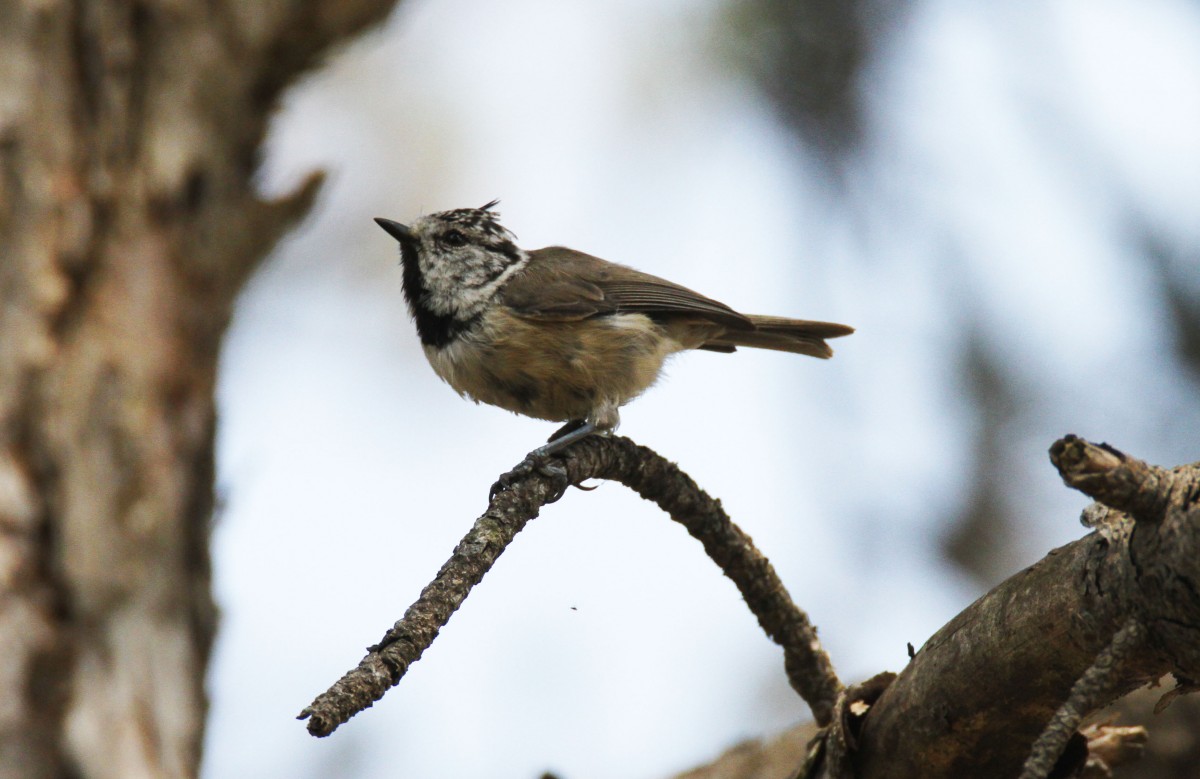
{"left": 501, "top": 246, "right": 752, "bottom": 328}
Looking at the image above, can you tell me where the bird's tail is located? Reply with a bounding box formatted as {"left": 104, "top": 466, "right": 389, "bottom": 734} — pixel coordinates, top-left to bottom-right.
{"left": 701, "top": 316, "right": 854, "bottom": 358}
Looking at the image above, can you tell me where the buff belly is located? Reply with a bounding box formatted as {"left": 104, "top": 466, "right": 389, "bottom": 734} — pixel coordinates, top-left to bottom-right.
{"left": 424, "top": 310, "right": 695, "bottom": 428}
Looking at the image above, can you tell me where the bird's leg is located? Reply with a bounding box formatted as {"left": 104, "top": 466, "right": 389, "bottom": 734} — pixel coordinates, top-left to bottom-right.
{"left": 537, "top": 420, "right": 599, "bottom": 456}
{"left": 546, "top": 418, "right": 590, "bottom": 444}
{"left": 490, "top": 420, "right": 599, "bottom": 502}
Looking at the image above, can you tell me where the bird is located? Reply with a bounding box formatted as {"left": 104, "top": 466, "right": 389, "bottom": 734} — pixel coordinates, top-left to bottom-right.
{"left": 375, "top": 201, "right": 853, "bottom": 499}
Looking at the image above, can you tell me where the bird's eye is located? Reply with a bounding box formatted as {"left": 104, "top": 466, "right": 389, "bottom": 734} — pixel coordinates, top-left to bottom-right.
{"left": 442, "top": 229, "right": 467, "bottom": 247}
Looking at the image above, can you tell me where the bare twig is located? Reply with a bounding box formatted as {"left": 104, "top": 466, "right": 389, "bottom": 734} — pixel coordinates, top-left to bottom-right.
{"left": 299, "top": 435, "right": 841, "bottom": 736}
{"left": 1049, "top": 435, "right": 1178, "bottom": 525}
{"left": 297, "top": 466, "right": 558, "bottom": 737}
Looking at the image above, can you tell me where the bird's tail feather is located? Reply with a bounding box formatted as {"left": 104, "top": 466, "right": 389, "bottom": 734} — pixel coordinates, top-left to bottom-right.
{"left": 701, "top": 316, "right": 854, "bottom": 359}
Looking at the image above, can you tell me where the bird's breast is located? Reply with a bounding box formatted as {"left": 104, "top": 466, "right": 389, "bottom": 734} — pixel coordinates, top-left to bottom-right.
{"left": 423, "top": 309, "right": 687, "bottom": 422}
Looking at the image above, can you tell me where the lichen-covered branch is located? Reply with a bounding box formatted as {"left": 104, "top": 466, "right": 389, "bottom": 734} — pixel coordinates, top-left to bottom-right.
{"left": 300, "top": 435, "right": 841, "bottom": 737}
{"left": 298, "top": 462, "right": 562, "bottom": 737}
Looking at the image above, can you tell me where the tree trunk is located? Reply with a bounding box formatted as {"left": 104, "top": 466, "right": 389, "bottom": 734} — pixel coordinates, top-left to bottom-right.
{"left": 0, "top": 2, "right": 393, "bottom": 777}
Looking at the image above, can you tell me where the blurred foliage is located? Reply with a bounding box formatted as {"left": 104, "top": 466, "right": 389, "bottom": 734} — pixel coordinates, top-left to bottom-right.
{"left": 720, "top": 0, "right": 902, "bottom": 158}
{"left": 1144, "top": 233, "right": 1200, "bottom": 378}
{"left": 722, "top": 0, "right": 1200, "bottom": 586}
{"left": 941, "top": 333, "right": 1025, "bottom": 585}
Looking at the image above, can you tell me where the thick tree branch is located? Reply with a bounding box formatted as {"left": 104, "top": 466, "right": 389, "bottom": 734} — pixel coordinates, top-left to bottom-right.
{"left": 804, "top": 436, "right": 1200, "bottom": 779}
{"left": 300, "top": 435, "right": 841, "bottom": 736}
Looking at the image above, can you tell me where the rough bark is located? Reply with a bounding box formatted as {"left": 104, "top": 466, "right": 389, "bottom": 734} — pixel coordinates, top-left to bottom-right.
{"left": 671, "top": 439, "right": 1200, "bottom": 779}
{"left": 850, "top": 538, "right": 1157, "bottom": 778}
{"left": 0, "top": 2, "right": 395, "bottom": 777}
{"left": 679, "top": 683, "right": 1200, "bottom": 779}
{"left": 799, "top": 438, "right": 1200, "bottom": 779}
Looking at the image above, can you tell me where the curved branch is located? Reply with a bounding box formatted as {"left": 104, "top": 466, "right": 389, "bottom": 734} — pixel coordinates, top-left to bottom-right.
{"left": 299, "top": 435, "right": 841, "bottom": 736}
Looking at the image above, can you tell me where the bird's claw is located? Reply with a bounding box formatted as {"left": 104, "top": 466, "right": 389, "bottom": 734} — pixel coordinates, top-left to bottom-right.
{"left": 489, "top": 455, "right": 571, "bottom": 503}
{"left": 489, "top": 457, "right": 533, "bottom": 501}
{"left": 538, "top": 460, "right": 571, "bottom": 503}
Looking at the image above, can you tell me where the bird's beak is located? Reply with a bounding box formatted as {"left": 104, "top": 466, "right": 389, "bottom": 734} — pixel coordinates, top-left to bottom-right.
{"left": 374, "top": 218, "right": 411, "bottom": 242}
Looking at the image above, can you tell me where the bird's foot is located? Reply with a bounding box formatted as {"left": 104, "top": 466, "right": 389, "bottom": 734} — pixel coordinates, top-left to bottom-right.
{"left": 489, "top": 420, "right": 600, "bottom": 503}
{"left": 489, "top": 453, "right": 570, "bottom": 503}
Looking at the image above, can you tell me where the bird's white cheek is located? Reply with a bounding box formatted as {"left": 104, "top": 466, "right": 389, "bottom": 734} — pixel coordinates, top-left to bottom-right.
{"left": 419, "top": 252, "right": 529, "bottom": 319}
